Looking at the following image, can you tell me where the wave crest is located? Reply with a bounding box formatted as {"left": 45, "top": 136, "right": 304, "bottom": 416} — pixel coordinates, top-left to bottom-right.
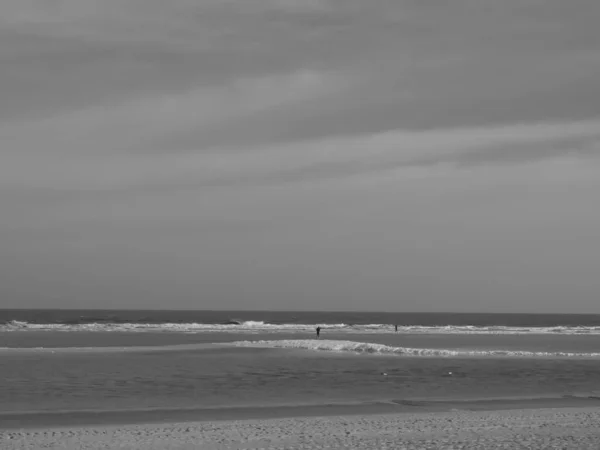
{"left": 231, "top": 339, "right": 600, "bottom": 359}
{"left": 2, "top": 321, "right": 600, "bottom": 335}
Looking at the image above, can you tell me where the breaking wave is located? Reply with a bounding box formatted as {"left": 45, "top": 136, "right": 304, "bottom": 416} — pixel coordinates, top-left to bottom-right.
{"left": 232, "top": 339, "right": 600, "bottom": 359}
{"left": 2, "top": 319, "right": 600, "bottom": 335}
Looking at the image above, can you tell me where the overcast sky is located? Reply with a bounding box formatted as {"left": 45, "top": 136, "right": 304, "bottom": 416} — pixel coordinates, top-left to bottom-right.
{"left": 1, "top": 0, "right": 600, "bottom": 312}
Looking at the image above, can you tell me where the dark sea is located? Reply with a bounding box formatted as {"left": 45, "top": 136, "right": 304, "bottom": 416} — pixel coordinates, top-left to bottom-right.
{"left": 2, "top": 309, "right": 600, "bottom": 428}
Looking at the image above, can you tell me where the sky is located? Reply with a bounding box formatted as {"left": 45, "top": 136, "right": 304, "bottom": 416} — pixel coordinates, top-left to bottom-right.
{"left": 1, "top": 0, "right": 600, "bottom": 312}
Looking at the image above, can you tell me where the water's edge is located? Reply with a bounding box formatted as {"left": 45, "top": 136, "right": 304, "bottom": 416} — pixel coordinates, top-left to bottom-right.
{"left": 3, "top": 396, "right": 600, "bottom": 430}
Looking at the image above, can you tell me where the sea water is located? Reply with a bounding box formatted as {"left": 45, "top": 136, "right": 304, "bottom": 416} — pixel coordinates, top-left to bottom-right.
{"left": 1, "top": 310, "right": 600, "bottom": 426}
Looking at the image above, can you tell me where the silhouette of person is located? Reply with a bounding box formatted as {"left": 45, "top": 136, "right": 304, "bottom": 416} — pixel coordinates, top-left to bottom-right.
{"left": 316, "top": 326, "right": 321, "bottom": 339}
{"left": 395, "top": 324, "right": 398, "bottom": 332}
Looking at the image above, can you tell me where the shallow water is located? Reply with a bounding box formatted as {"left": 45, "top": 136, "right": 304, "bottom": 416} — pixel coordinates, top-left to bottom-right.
{"left": 4, "top": 330, "right": 600, "bottom": 353}
{"left": 2, "top": 331, "right": 600, "bottom": 419}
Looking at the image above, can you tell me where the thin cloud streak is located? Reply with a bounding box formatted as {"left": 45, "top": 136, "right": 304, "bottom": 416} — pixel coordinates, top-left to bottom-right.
{"left": 0, "top": 69, "right": 342, "bottom": 151}
{"left": 2, "top": 119, "right": 599, "bottom": 192}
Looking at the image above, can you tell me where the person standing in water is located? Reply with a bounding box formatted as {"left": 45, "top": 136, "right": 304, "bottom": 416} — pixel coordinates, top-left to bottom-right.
{"left": 316, "top": 326, "right": 321, "bottom": 339}
{"left": 395, "top": 324, "right": 398, "bottom": 332}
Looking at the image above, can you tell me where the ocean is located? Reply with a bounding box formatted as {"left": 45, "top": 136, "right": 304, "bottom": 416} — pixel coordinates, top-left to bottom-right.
{"left": 2, "top": 310, "right": 600, "bottom": 428}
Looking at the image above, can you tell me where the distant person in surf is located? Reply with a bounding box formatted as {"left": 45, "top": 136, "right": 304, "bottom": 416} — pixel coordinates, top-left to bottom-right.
{"left": 316, "top": 326, "right": 321, "bottom": 339}
{"left": 395, "top": 324, "right": 398, "bottom": 332}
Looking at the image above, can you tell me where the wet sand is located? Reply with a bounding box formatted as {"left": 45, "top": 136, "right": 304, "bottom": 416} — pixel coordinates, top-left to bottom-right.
{"left": 3, "top": 407, "right": 600, "bottom": 449}
{"left": 3, "top": 394, "right": 600, "bottom": 430}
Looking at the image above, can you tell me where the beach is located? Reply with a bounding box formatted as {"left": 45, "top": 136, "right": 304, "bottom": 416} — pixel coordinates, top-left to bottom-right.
{"left": 2, "top": 311, "right": 600, "bottom": 448}
{"left": 3, "top": 407, "right": 600, "bottom": 449}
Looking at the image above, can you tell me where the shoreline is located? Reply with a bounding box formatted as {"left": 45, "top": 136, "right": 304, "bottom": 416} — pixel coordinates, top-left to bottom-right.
{"left": 3, "top": 394, "right": 600, "bottom": 431}
{"left": 3, "top": 407, "right": 600, "bottom": 449}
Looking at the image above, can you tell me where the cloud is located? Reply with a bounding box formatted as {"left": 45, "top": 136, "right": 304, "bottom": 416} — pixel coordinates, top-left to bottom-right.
{"left": 2, "top": 0, "right": 600, "bottom": 312}
{"left": 0, "top": 68, "right": 344, "bottom": 152}
{"left": 3, "top": 0, "right": 600, "bottom": 192}
{"left": 2, "top": 119, "right": 599, "bottom": 192}
{"left": 0, "top": 0, "right": 342, "bottom": 42}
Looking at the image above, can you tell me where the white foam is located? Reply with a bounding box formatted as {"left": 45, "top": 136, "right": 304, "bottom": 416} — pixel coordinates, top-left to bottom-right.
{"left": 2, "top": 320, "right": 600, "bottom": 335}
{"left": 0, "top": 343, "right": 219, "bottom": 354}
{"left": 231, "top": 339, "right": 600, "bottom": 359}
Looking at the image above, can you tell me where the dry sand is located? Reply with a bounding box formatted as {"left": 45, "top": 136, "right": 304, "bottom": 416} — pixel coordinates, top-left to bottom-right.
{"left": 2, "top": 407, "right": 600, "bottom": 450}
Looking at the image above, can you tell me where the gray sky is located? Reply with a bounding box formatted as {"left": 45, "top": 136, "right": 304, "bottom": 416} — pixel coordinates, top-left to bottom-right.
{"left": 2, "top": 0, "right": 600, "bottom": 312}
